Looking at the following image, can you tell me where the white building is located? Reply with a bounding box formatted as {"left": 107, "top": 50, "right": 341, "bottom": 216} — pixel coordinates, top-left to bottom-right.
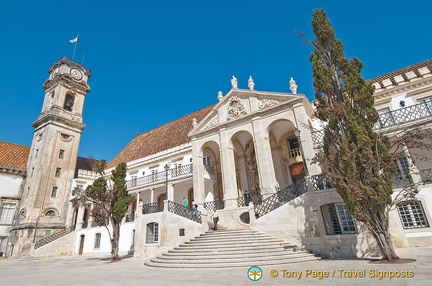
{"left": 2, "top": 57, "right": 432, "bottom": 261}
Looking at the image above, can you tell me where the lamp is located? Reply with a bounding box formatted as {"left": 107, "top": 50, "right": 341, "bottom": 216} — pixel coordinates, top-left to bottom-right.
{"left": 293, "top": 128, "right": 309, "bottom": 176}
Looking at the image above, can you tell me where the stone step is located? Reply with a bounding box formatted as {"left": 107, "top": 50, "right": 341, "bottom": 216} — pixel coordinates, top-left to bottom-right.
{"left": 166, "top": 246, "right": 296, "bottom": 256}
{"left": 200, "top": 230, "right": 258, "bottom": 236}
{"left": 191, "top": 233, "right": 271, "bottom": 241}
{"left": 158, "top": 249, "right": 309, "bottom": 260}
{"left": 152, "top": 252, "right": 314, "bottom": 264}
{"left": 145, "top": 256, "right": 318, "bottom": 268}
{"left": 174, "top": 241, "right": 284, "bottom": 251}
{"left": 184, "top": 237, "right": 283, "bottom": 245}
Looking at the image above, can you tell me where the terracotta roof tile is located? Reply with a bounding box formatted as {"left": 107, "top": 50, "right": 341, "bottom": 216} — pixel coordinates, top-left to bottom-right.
{"left": 368, "top": 59, "right": 432, "bottom": 85}
{"left": 108, "top": 104, "right": 216, "bottom": 168}
{"left": 0, "top": 141, "right": 30, "bottom": 169}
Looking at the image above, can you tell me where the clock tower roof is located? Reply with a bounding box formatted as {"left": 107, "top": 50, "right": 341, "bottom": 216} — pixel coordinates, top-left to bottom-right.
{"left": 49, "top": 56, "right": 91, "bottom": 75}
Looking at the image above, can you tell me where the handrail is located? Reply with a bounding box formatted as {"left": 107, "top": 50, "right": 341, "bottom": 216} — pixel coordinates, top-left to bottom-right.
{"left": 167, "top": 201, "right": 201, "bottom": 223}
{"left": 254, "top": 178, "right": 308, "bottom": 218}
{"left": 126, "top": 164, "right": 193, "bottom": 188}
{"left": 34, "top": 227, "right": 74, "bottom": 249}
{"left": 142, "top": 202, "right": 164, "bottom": 214}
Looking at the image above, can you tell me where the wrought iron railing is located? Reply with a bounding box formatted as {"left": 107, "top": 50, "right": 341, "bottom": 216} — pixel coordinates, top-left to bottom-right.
{"left": 126, "top": 164, "right": 193, "bottom": 188}
{"left": 35, "top": 227, "right": 74, "bottom": 249}
{"left": 420, "top": 168, "right": 432, "bottom": 184}
{"left": 125, "top": 213, "right": 135, "bottom": 222}
{"left": 167, "top": 201, "right": 202, "bottom": 223}
{"left": 237, "top": 195, "right": 263, "bottom": 207}
{"left": 374, "top": 99, "right": 432, "bottom": 129}
{"left": 311, "top": 100, "right": 432, "bottom": 145}
{"left": 254, "top": 178, "right": 308, "bottom": 218}
{"left": 204, "top": 200, "right": 225, "bottom": 211}
{"left": 142, "top": 202, "right": 164, "bottom": 214}
{"left": 311, "top": 174, "right": 333, "bottom": 191}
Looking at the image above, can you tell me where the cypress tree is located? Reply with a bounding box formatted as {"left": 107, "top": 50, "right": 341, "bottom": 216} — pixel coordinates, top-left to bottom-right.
{"left": 309, "top": 9, "right": 399, "bottom": 260}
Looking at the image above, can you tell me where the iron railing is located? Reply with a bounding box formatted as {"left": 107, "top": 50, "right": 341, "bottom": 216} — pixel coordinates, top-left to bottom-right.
{"left": 254, "top": 178, "right": 308, "bottom": 218}
{"left": 142, "top": 202, "right": 164, "bottom": 214}
{"left": 167, "top": 201, "right": 202, "bottom": 223}
{"left": 126, "top": 164, "right": 193, "bottom": 188}
{"left": 420, "top": 168, "right": 432, "bottom": 184}
{"left": 204, "top": 200, "right": 225, "bottom": 211}
{"left": 311, "top": 174, "right": 333, "bottom": 191}
{"left": 311, "top": 100, "right": 432, "bottom": 145}
{"left": 374, "top": 99, "right": 432, "bottom": 129}
{"left": 237, "top": 194, "right": 263, "bottom": 207}
{"left": 35, "top": 227, "right": 74, "bottom": 249}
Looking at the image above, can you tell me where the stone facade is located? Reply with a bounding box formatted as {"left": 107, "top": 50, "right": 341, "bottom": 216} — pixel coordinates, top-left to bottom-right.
{"left": 2, "top": 58, "right": 432, "bottom": 260}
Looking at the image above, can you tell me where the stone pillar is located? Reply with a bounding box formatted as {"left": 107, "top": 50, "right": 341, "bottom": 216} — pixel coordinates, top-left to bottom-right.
{"left": 192, "top": 138, "right": 206, "bottom": 206}
{"left": 251, "top": 116, "right": 278, "bottom": 198}
{"left": 219, "top": 128, "right": 238, "bottom": 208}
{"left": 150, "top": 189, "right": 155, "bottom": 203}
{"left": 292, "top": 103, "right": 321, "bottom": 176}
{"left": 167, "top": 183, "right": 175, "bottom": 201}
{"left": 75, "top": 205, "right": 85, "bottom": 230}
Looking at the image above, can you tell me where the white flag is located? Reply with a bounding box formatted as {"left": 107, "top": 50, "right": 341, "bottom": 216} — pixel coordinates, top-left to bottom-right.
{"left": 69, "top": 36, "right": 78, "bottom": 43}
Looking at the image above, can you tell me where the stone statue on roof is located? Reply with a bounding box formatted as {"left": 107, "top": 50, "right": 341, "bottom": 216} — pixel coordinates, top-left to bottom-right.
{"left": 290, "top": 77, "right": 298, "bottom": 94}
{"left": 231, "top": 76, "right": 238, "bottom": 89}
{"left": 248, "top": 76, "right": 255, "bottom": 90}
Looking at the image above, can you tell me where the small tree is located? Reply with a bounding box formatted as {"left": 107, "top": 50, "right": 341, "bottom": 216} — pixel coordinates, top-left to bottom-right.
{"left": 306, "top": 9, "right": 400, "bottom": 260}
{"left": 82, "top": 161, "right": 133, "bottom": 261}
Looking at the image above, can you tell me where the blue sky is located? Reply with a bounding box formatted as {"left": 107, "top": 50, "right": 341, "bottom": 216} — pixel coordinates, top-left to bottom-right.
{"left": 1, "top": 0, "right": 431, "bottom": 162}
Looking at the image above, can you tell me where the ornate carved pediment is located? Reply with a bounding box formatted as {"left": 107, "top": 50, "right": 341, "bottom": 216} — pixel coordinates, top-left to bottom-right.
{"left": 227, "top": 96, "right": 247, "bottom": 120}
{"left": 259, "top": 99, "right": 280, "bottom": 110}
{"left": 202, "top": 115, "right": 219, "bottom": 131}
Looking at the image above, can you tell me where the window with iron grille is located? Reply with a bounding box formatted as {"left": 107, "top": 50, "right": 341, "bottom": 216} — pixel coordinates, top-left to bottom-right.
{"left": 321, "top": 203, "right": 357, "bottom": 235}
{"left": 146, "top": 222, "right": 159, "bottom": 243}
{"left": 397, "top": 201, "right": 429, "bottom": 229}
{"left": 94, "top": 233, "right": 101, "bottom": 248}
{"left": 0, "top": 203, "right": 15, "bottom": 225}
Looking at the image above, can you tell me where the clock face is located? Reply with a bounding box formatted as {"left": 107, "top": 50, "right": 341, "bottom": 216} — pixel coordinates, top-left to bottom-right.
{"left": 70, "top": 68, "right": 83, "bottom": 80}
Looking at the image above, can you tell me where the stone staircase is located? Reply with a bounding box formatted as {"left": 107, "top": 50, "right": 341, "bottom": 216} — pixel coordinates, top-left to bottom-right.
{"left": 145, "top": 229, "right": 318, "bottom": 268}
{"left": 34, "top": 227, "right": 74, "bottom": 249}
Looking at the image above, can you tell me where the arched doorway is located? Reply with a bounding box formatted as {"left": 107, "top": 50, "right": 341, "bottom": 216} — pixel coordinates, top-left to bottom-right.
{"left": 157, "top": 193, "right": 166, "bottom": 203}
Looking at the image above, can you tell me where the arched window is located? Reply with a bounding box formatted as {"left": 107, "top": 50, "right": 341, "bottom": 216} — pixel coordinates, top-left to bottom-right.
{"left": 146, "top": 222, "right": 159, "bottom": 243}
{"left": 63, "top": 94, "right": 74, "bottom": 111}
{"left": 45, "top": 210, "right": 56, "bottom": 217}
{"left": 321, "top": 203, "right": 357, "bottom": 235}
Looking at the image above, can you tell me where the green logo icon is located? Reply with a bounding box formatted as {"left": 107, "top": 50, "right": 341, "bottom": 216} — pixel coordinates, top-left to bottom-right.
{"left": 248, "top": 266, "right": 263, "bottom": 281}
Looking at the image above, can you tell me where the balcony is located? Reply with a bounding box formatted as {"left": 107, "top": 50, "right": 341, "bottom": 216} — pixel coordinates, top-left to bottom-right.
{"left": 311, "top": 99, "right": 432, "bottom": 145}
{"left": 126, "top": 163, "right": 193, "bottom": 189}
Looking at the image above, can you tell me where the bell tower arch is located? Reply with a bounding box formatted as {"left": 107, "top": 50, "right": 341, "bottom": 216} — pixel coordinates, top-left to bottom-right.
{"left": 13, "top": 57, "right": 91, "bottom": 253}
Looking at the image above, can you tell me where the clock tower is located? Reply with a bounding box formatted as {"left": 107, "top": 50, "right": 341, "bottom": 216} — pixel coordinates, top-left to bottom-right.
{"left": 13, "top": 57, "right": 91, "bottom": 254}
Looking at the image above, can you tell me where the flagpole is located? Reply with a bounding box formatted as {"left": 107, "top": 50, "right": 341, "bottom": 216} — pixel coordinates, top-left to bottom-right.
{"left": 72, "top": 35, "right": 79, "bottom": 60}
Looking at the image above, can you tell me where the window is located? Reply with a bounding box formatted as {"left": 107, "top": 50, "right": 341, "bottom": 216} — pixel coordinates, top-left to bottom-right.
{"left": 0, "top": 236, "right": 8, "bottom": 255}
{"left": 55, "top": 168, "right": 61, "bottom": 177}
{"left": 150, "top": 169, "right": 158, "bottom": 182}
{"left": 393, "top": 157, "right": 412, "bottom": 182}
{"left": 397, "top": 201, "right": 429, "bottom": 229}
{"left": 321, "top": 203, "right": 357, "bottom": 235}
{"left": 45, "top": 210, "right": 56, "bottom": 217}
{"left": 0, "top": 203, "right": 16, "bottom": 225}
{"left": 63, "top": 94, "right": 74, "bottom": 111}
{"left": 131, "top": 175, "right": 137, "bottom": 187}
{"left": 287, "top": 136, "right": 300, "bottom": 150}
{"left": 59, "top": 149, "right": 65, "bottom": 159}
{"left": 146, "top": 222, "right": 159, "bottom": 243}
{"left": 94, "top": 233, "right": 101, "bottom": 249}
{"left": 203, "top": 153, "right": 211, "bottom": 166}
{"left": 45, "top": 230, "right": 52, "bottom": 236}
{"left": 51, "top": 187, "right": 58, "bottom": 198}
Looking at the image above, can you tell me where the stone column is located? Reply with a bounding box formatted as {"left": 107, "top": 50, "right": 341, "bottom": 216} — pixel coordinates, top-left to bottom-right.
{"left": 292, "top": 103, "right": 321, "bottom": 176}
{"left": 75, "top": 205, "right": 85, "bottom": 230}
{"left": 167, "top": 184, "right": 175, "bottom": 202}
{"left": 219, "top": 128, "right": 238, "bottom": 208}
{"left": 251, "top": 116, "right": 278, "bottom": 198}
{"left": 150, "top": 189, "right": 154, "bottom": 203}
{"left": 192, "top": 138, "right": 206, "bottom": 206}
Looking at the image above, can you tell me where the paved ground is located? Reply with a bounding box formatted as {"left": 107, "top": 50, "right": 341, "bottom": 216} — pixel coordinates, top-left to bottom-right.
{"left": 0, "top": 247, "right": 431, "bottom": 286}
